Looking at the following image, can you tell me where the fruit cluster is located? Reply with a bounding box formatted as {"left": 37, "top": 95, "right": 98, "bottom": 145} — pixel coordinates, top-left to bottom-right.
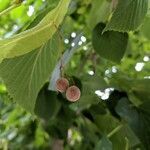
{"left": 56, "top": 77, "right": 81, "bottom": 102}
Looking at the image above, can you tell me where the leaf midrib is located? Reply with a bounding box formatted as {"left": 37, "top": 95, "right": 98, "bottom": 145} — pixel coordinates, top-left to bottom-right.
{"left": 28, "top": 44, "right": 45, "bottom": 98}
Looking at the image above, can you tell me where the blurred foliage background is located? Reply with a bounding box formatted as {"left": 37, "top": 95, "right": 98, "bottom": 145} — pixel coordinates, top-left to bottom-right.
{"left": 0, "top": 0, "right": 150, "bottom": 149}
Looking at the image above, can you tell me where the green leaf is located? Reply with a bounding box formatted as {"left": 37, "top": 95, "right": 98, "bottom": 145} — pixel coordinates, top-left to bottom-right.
{"left": 94, "top": 114, "right": 140, "bottom": 149}
{"left": 95, "top": 136, "right": 112, "bottom": 150}
{"left": 115, "top": 98, "right": 140, "bottom": 133}
{"left": 92, "top": 23, "right": 128, "bottom": 63}
{"left": 35, "top": 84, "right": 61, "bottom": 120}
{"left": 0, "top": 0, "right": 70, "bottom": 62}
{"left": 116, "top": 98, "right": 150, "bottom": 149}
{"left": 79, "top": 117, "right": 100, "bottom": 148}
{"left": 131, "top": 79, "right": 150, "bottom": 103}
{"left": 0, "top": 33, "right": 62, "bottom": 113}
{"left": 104, "top": 0, "right": 148, "bottom": 32}
{"left": 110, "top": 73, "right": 150, "bottom": 106}
{"left": 88, "top": 0, "right": 111, "bottom": 30}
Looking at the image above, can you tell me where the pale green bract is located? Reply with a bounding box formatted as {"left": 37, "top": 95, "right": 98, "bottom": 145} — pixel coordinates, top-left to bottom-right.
{"left": 0, "top": 0, "right": 70, "bottom": 62}
{"left": 103, "top": 0, "right": 148, "bottom": 32}
{"left": 88, "top": 0, "right": 110, "bottom": 30}
{"left": 0, "top": 33, "right": 62, "bottom": 113}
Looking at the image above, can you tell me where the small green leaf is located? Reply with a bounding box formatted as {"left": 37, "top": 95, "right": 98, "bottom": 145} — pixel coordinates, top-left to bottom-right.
{"left": 115, "top": 98, "right": 140, "bottom": 132}
{"left": 0, "top": 0, "right": 70, "bottom": 62}
{"left": 0, "top": 33, "right": 62, "bottom": 113}
{"left": 95, "top": 136, "right": 112, "bottom": 150}
{"left": 35, "top": 84, "right": 61, "bottom": 120}
{"left": 92, "top": 23, "right": 128, "bottom": 63}
{"left": 104, "top": 0, "right": 148, "bottom": 32}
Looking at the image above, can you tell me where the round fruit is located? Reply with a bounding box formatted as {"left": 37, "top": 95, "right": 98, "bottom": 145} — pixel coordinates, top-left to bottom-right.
{"left": 66, "top": 86, "right": 81, "bottom": 102}
{"left": 56, "top": 78, "right": 69, "bottom": 93}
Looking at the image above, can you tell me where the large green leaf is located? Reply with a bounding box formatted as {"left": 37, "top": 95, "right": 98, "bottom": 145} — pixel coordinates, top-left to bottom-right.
{"left": 0, "top": 33, "right": 62, "bottom": 113}
{"left": 0, "top": 0, "right": 70, "bottom": 62}
{"left": 92, "top": 23, "right": 128, "bottom": 63}
{"left": 104, "top": 0, "right": 148, "bottom": 32}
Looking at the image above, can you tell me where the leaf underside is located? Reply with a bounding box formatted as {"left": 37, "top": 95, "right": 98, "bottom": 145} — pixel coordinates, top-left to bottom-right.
{"left": 104, "top": 0, "right": 148, "bottom": 32}
{"left": 0, "top": 33, "right": 62, "bottom": 113}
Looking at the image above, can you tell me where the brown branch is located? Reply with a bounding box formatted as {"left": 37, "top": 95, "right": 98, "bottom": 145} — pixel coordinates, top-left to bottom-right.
{"left": 52, "top": 139, "right": 64, "bottom": 150}
{"left": 112, "top": 0, "right": 118, "bottom": 10}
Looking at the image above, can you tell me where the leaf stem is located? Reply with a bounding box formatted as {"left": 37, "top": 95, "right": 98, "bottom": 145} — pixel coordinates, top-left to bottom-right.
{"left": 125, "top": 137, "right": 129, "bottom": 150}
{"left": 107, "top": 125, "right": 123, "bottom": 138}
{"left": 0, "top": 4, "right": 20, "bottom": 17}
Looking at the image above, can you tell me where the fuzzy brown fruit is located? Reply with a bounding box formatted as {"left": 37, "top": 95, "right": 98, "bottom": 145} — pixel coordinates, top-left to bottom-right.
{"left": 56, "top": 78, "right": 69, "bottom": 93}
{"left": 66, "top": 86, "right": 81, "bottom": 102}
